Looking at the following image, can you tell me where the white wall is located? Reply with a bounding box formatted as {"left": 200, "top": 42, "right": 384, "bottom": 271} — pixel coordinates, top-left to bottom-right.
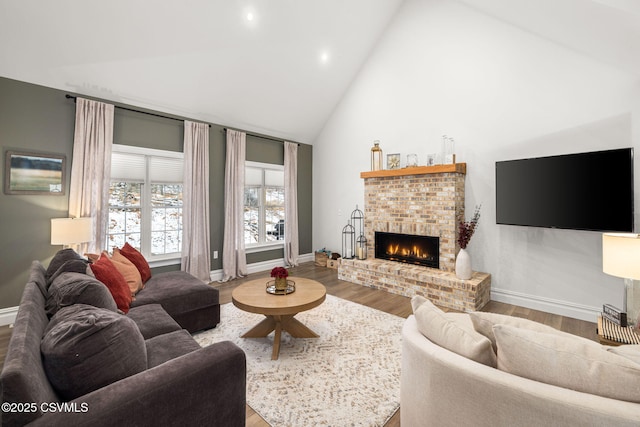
{"left": 313, "top": 0, "right": 640, "bottom": 321}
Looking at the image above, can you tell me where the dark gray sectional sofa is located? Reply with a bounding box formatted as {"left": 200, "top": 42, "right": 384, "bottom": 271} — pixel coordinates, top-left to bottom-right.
{"left": 0, "top": 252, "right": 246, "bottom": 426}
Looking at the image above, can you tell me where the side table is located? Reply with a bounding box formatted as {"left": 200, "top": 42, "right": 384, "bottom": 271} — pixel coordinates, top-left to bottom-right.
{"left": 597, "top": 316, "right": 640, "bottom": 346}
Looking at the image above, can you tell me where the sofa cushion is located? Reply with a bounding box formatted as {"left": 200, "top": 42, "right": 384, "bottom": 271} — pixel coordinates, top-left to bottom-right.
{"left": 411, "top": 296, "right": 497, "bottom": 367}
{"left": 48, "top": 258, "right": 91, "bottom": 284}
{"left": 90, "top": 252, "right": 133, "bottom": 313}
{"left": 45, "top": 248, "right": 85, "bottom": 285}
{"left": 111, "top": 249, "right": 144, "bottom": 296}
{"left": 126, "top": 304, "right": 182, "bottom": 339}
{"left": 45, "top": 272, "right": 117, "bottom": 317}
{"left": 494, "top": 324, "right": 640, "bottom": 403}
{"left": 469, "top": 311, "right": 566, "bottom": 353}
{"left": 41, "top": 304, "right": 147, "bottom": 401}
{"left": 119, "top": 242, "right": 152, "bottom": 283}
{"left": 131, "top": 271, "right": 218, "bottom": 315}
{"left": 145, "top": 329, "right": 201, "bottom": 368}
{"left": 609, "top": 344, "right": 640, "bottom": 365}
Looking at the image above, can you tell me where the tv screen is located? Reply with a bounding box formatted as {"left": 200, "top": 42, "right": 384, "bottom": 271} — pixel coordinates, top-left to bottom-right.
{"left": 495, "top": 148, "right": 634, "bottom": 232}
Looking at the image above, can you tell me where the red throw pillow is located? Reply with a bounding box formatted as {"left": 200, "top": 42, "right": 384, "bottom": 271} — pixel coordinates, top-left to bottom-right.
{"left": 90, "top": 253, "right": 132, "bottom": 313}
{"left": 119, "top": 243, "right": 152, "bottom": 283}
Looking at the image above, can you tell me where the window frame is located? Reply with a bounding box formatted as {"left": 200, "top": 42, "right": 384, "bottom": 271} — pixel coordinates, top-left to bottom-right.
{"left": 244, "top": 161, "right": 285, "bottom": 253}
{"left": 109, "top": 144, "right": 184, "bottom": 264}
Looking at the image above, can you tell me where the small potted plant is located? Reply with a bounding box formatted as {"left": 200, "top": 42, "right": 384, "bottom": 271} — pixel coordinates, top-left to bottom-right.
{"left": 271, "top": 266, "right": 289, "bottom": 291}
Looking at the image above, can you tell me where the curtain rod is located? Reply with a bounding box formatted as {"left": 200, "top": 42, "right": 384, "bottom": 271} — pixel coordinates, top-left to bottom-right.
{"left": 222, "top": 128, "right": 300, "bottom": 145}
{"left": 65, "top": 94, "right": 211, "bottom": 127}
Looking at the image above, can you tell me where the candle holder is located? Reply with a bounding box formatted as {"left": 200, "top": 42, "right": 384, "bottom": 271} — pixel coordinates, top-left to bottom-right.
{"left": 356, "top": 234, "right": 367, "bottom": 260}
{"left": 371, "top": 141, "right": 383, "bottom": 171}
{"left": 350, "top": 205, "right": 364, "bottom": 241}
{"left": 342, "top": 220, "right": 355, "bottom": 259}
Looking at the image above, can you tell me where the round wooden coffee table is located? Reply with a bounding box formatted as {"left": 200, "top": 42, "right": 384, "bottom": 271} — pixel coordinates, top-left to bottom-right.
{"left": 232, "top": 277, "right": 326, "bottom": 360}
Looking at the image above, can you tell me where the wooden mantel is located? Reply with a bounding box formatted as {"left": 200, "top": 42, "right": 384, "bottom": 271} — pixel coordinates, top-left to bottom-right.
{"left": 360, "top": 163, "right": 466, "bottom": 179}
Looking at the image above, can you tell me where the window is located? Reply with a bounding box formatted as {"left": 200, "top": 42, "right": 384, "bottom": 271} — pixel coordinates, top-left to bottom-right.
{"left": 244, "top": 162, "right": 285, "bottom": 246}
{"left": 108, "top": 145, "right": 184, "bottom": 260}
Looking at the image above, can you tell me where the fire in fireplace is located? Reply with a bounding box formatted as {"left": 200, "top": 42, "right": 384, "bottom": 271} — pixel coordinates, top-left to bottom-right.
{"left": 374, "top": 231, "right": 439, "bottom": 269}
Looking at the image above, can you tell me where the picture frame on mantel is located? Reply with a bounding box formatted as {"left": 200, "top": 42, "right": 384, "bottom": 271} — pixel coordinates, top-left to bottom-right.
{"left": 4, "top": 150, "right": 66, "bottom": 195}
{"left": 387, "top": 153, "right": 401, "bottom": 170}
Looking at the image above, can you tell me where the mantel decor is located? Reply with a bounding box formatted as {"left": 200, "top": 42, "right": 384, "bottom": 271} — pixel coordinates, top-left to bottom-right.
{"left": 371, "top": 141, "right": 383, "bottom": 171}
{"left": 387, "top": 153, "right": 400, "bottom": 170}
{"left": 4, "top": 150, "right": 66, "bottom": 195}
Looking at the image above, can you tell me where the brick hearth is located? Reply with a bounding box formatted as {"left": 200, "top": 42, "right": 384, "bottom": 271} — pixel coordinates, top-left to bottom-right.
{"left": 339, "top": 258, "right": 491, "bottom": 312}
{"left": 338, "top": 164, "right": 491, "bottom": 312}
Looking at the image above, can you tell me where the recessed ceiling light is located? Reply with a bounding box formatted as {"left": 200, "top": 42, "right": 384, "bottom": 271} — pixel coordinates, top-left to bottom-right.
{"left": 320, "top": 51, "right": 330, "bottom": 64}
{"left": 246, "top": 12, "right": 254, "bottom": 21}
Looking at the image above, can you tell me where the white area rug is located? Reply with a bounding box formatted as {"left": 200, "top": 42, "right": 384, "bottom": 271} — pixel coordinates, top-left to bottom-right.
{"left": 193, "top": 294, "right": 403, "bottom": 427}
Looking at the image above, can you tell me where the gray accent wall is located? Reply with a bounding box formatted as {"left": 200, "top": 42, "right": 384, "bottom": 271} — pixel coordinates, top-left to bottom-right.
{"left": 0, "top": 78, "right": 75, "bottom": 307}
{"left": 244, "top": 135, "right": 313, "bottom": 265}
{"left": 0, "top": 77, "right": 312, "bottom": 309}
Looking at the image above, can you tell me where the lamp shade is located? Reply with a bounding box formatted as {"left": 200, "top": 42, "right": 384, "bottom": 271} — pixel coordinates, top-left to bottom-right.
{"left": 51, "top": 218, "right": 93, "bottom": 245}
{"left": 603, "top": 233, "right": 640, "bottom": 280}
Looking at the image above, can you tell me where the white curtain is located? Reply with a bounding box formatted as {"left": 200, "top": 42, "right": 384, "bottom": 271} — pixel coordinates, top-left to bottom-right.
{"left": 221, "top": 129, "right": 247, "bottom": 281}
{"left": 68, "top": 98, "right": 114, "bottom": 255}
{"left": 181, "top": 120, "right": 211, "bottom": 282}
{"left": 284, "top": 141, "right": 299, "bottom": 266}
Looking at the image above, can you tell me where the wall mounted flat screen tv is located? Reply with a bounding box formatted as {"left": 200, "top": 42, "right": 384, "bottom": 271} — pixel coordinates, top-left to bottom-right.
{"left": 495, "top": 148, "right": 634, "bottom": 232}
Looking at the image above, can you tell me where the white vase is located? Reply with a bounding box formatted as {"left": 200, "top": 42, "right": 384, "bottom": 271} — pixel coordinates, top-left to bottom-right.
{"left": 455, "top": 248, "right": 472, "bottom": 280}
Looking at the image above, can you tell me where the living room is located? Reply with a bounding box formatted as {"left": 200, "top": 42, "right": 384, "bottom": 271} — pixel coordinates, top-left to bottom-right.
{"left": 1, "top": 0, "right": 640, "bottom": 425}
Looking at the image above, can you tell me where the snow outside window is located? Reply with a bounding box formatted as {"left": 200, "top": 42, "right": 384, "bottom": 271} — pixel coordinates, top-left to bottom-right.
{"left": 244, "top": 161, "right": 285, "bottom": 247}
{"left": 108, "top": 145, "right": 184, "bottom": 261}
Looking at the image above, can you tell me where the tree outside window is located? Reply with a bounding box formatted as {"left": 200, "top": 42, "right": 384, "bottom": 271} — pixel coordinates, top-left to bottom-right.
{"left": 244, "top": 163, "right": 284, "bottom": 246}
{"left": 107, "top": 146, "right": 183, "bottom": 260}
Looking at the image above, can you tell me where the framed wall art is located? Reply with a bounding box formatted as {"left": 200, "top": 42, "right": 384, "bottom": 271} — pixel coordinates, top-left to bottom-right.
{"left": 387, "top": 153, "right": 401, "bottom": 170}
{"left": 4, "top": 150, "right": 66, "bottom": 195}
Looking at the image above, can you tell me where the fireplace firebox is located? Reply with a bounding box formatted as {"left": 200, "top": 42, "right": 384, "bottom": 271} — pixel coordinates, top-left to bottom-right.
{"left": 374, "top": 231, "right": 439, "bottom": 269}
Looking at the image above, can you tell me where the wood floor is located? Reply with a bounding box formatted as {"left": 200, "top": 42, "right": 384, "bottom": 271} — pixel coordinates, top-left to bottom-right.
{"left": 213, "top": 262, "right": 598, "bottom": 427}
{"left": 0, "top": 261, "right": 598, "bottom": 427}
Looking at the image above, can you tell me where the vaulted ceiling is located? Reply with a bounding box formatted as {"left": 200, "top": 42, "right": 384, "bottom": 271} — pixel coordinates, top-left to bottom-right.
{"left": 0, "top": 0, "right": 403, "bottom": 143}
{"left": 457, "top": 0, "right": 640, "bottom": 78}
{"left": 1, "top": 0, "right": 638, "bottom": 144}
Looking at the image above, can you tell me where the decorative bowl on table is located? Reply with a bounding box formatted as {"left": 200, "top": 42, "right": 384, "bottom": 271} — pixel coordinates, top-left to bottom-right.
{"left": 266, "top": 279, "right": 296, "bottom": 295}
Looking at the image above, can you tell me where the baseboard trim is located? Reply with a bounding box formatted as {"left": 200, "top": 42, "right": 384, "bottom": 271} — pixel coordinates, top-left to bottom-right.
{"left": 491, "top": 287, "right": 600, "bottom": 322}
{"left": 0, "top": 306, "right": 18, "bottom": 326}
{"left": 209, "top": 253, "right": 315, "bottom": 282}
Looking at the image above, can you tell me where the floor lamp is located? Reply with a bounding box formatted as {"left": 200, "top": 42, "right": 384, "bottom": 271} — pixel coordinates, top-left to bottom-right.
{"left": 51, "top": 218, "right": 93, "bottom": 249}
{"left": 602, "top": 233, "right": 640, "bottom": 328}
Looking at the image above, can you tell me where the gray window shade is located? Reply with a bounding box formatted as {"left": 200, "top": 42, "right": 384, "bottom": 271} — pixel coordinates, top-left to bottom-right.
{"left": 111, "top": 152, "right": 145, "bottom": 182}
{"left": 150, "top": 156, "right": 183, "bottom": 183}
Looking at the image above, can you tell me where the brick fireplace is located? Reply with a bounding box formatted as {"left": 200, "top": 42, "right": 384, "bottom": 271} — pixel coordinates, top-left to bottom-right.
{"left": 338, "top": 164, "right": 491, "bottom": 312}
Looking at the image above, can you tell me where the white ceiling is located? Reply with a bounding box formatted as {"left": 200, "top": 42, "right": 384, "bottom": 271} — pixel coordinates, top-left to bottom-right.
{"left": 1, "top": 0, "right": 639, "bottom": 144}
{"left": 0, "top": 0, "right": 403, "bottom": 143}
